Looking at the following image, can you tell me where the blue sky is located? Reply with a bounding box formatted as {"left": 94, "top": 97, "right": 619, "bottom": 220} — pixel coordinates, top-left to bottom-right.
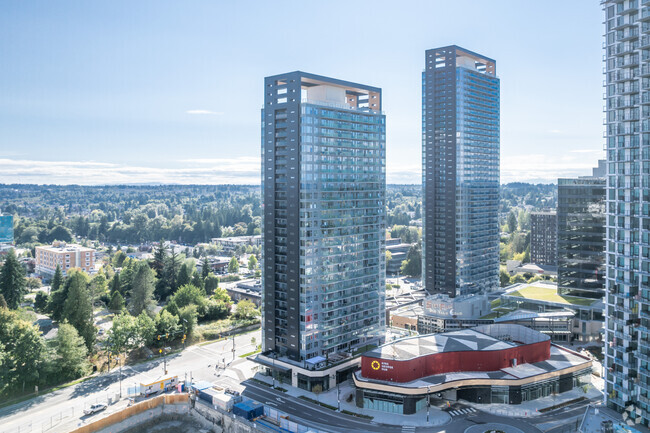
{"left": 0, "top": 1, "right": 604, "bottom": 185}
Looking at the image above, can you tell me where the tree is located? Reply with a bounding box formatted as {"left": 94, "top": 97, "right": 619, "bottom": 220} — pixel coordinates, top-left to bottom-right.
{"left": 89, "top": 273, "right": 108, "bottom": 304}
{"left": 109, "top": 291, "right": 125, "bottom": 312}
{"left": 155, "top": 310, "right": 180, "bottom": 339}
{"left": 248, "top": 255, "right": 258, "bottom": 272}
{"left": 211, "top": 286, "right": 231, "bottom": 304}
{"left": 62, "top": 271, "right": 95, "bottom": 350}
{"left": 507, "top": 211, "right": 517, "bottom": 233}
{"left": 0, "top": 308, "right": 45, "bottom": 394}
{"left": 191, "top": 270, "right": 204, "bottom": 290}
{"left": 55, "top": 323, "right": 89, "bottom": 381}
{"left": 400, "top": 243, "right": 422, "bottom": 277}
{"left": 157, "top": 251, "right": 181, "bottom": 299}
{"left": 47, "top": 278, "right": 69, "bottom": 322}
{"left": 0, "top": 294, "right": 6, "bottom": 310}
{"left": 204, "top": 273, "right": 219, "bottom": 296}
{"left": 26, "top": 277, "right": 42, "bottom": 290}
{"left": 177, "top": 263, "right": 191, "bottom": 288}
{"left": 499, "top": 269, "right": 511, "bottom": 287}
{"left": 129, "top": 261, "right": 156, "bottom": 316}
{"left": 198, "top": 299, "right": 230, "bottom": 321}
{"left": 510, "top": 274, "right": 526, "bottom": 284}
{"left": 152, "top": 241, "right": 167, "bottom": 278}
{"left": 228, "top": 256, "right": 239, "bottom": 274}
{"left": 51, "top": 265, "right": 63, "bottom": 292}
{"left": 178, "top": 305, "right": 198, "bottom": 338}
{"left": 234, "top": 299, "right": 259, "bottom": 320}
{"left": 34, "top": 292, "right": 49, "bottom": 312}
{"left": 136, "top": 312, "right": 156, "bottom": 347}
{"left": 0, "top": 249, "right": 27, "bottom": 309}
{"left": 108, "top": 313, "right": 138, "bottom": 354}
{"left": 112, "top": 250, "right": 127, "bottom": 268}
{"left": 201, "top": 257, "right": 210, "bottom": 279}
{"left": 385, "top": 250, "right": 392, "bottom": 265}
{"left": 109, "top": 272, "right": 121, "bottom": 295}
{"left": 169, "top": 284, "right": 206, "bottom": 310}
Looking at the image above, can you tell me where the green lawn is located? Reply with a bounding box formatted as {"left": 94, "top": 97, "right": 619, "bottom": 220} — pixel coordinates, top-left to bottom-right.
{"left": 507, "top": 284, "right": 597, "bottom": 306}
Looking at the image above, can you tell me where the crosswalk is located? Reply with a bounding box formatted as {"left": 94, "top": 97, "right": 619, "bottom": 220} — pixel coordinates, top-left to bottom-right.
{"left": 448, "top": 407, "right": 477, "bottom": 417}
{"left": 401, "top": 426, "right": 416, "bottom": 433}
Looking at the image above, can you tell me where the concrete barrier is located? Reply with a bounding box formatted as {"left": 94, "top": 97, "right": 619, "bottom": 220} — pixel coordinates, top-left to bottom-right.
{"left": 69, "top": 394, "right": 190, "bottom": 433}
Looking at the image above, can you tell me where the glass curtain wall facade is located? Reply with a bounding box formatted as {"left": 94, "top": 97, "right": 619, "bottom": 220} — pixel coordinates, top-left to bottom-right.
{"left": 262, "top": 71, "right": 386, "bottom": 362}
{"left": 422, "top": 46, "right": 500, "bottom": 297}
{"left": 557, "top": 177, "right": 606, "bottom": 298}
{"left": 603, "top": 0, "right": 650, "bottom": 424}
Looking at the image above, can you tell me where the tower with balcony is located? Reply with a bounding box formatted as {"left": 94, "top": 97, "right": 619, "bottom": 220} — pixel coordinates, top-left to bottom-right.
{"left": 603, "top": 0, "right": 650, "bottom": 425}
{"left": 422, "top": 46, "right": 500, "bottom": 298}
{"left": 261, "top": 71, "right": 386, "bottom": 366}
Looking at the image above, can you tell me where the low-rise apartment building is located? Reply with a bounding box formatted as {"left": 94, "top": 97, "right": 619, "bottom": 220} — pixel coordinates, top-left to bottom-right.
{"left": 35, "top": 242, "right": 96, "bottom": 279}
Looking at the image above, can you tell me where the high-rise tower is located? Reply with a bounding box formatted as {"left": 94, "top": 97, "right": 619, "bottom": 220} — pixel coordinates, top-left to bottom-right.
{"left": 602, "top": 0, "right": 650, "bottom": 423}
{"left": 422, "top": 46, "right": 500, "bottom": 297}
{"left": 261, "top": 72, "right": 386, "bottom": 364}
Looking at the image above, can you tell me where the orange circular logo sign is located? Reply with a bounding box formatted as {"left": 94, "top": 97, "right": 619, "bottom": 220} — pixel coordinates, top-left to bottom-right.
{"left": 371, "top": 360, "right": 381, "bottom": 370}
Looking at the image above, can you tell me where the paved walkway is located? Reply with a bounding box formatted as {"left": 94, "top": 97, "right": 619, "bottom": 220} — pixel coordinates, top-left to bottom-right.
{"left": 462, "top": 377, "right": 603, "bottom": 418}
{"left": 252, "top": 374, "right": 451, "bottom": 427}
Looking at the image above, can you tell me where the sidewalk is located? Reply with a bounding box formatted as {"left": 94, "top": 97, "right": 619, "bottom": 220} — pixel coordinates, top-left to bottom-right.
{"left": 252, "top": 374, "right": 451, "bottom": 427}
{"left": 462, "top": 378, "right": 603, "bottom": 418}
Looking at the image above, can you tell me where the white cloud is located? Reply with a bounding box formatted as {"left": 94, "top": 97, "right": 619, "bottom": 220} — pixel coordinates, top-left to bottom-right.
{"left": 0, "top": 158, "right": 260, "bottom": 185}
{"left": 569, "top": 149, "right": 602, "bottom": 153}
{"left": 186, "top": 109, "right": 224, "bottom": 115}
{"left": 501, "top": 153, "right": 604, "bottom": 183}
{"left": 0, "top": 152, "right": 606, "bottom": 186}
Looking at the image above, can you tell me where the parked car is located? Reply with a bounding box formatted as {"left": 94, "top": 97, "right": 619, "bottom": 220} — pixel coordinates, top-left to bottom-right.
{"left": 83, "top": 403, "right": 107, "bottom": 415}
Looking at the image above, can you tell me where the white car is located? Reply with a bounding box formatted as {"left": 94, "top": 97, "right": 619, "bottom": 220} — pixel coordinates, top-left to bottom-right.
{"left": 83, "top": 403, "right": 107, "bottom": 415}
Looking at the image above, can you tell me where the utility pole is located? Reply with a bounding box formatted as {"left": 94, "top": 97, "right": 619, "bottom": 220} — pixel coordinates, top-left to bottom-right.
{"left": 232, "top": 334, "right": 236, "bottom": 361}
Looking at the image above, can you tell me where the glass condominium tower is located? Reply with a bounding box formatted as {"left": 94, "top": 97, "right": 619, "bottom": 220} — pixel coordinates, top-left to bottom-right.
{"left": 261, "top": 71, "right": 386, "bottom": 362}
{"left": 422, "top": 46, "right": 500, "bottom": 297}
{"left": 603, "top": 0, "right": 650, "bottom": 423}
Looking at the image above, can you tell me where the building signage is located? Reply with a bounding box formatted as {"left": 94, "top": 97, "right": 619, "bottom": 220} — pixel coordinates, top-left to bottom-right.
{"left": 371, "top": 359, "right": 394, "bottom": 372}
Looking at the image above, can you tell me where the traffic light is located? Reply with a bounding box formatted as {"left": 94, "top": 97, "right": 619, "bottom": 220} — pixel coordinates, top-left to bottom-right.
{"left": 159, "top": 349, "right": 162, "bottom": 354}
{"left": 157, "top": 335, "right": 161, "bottom": 340}
{"left": 166, "top": 333, "right": 169, "bottom": 339}
{"left": 183, "top": 334, "right": 186, "bottom": 340}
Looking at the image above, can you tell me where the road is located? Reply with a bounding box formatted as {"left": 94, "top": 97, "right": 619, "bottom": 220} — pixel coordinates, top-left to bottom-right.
{"left": 242, "top": 381, "right": 545, "bottom": 433}
{"left": 0, "top": 324, "right": 593, "bottom": 433}
{"left": 0, "top": 329, "right": 261, "bottom": 433}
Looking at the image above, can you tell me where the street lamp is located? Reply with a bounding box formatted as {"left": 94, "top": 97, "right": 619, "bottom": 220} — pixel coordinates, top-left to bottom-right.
{"left": 426, "top": 385, "right": 431, "bottom": 423}
{"left": 117, "top": 356, "right": 122, "bottom": 399}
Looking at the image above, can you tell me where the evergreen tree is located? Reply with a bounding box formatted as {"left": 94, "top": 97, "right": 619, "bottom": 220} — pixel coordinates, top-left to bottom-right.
{"left": 400, "top": 243, "right": 422, "bottom": 277}
{"left": 177, "top": 263, "right": 191, "bottom": 288}
{"left": 204, "top": 273, "right": 219, "bottom": 296}
{"left": 129, "top": 261, "right": 156, "bottom": 316}
{"left": 0, "top": 294, "right": 7, "bottom": 309}
{"left": 109, "top": 291, "right": 125, "bottom": 311}
{"left": 0, "top": 249, "right": 27, "bottom": 309}
{"left": 109, "top": 272, "right": 121, "bottom": 295}
{"left": 152, "top": 241, "right": 166, "bottom": 278}
{"left": 507, "top": 211, "right": 518, "bottom": 233}
{"left": 47, "top": 276, "right": 69, "bottom": 322}
{"left": 191, "top": 270, "right": 204, "bottom": 290}
{"left": 62, "top": 271, "right": 95, "bottom": 350}
{"left": 201, "top": 257, "right": 210, "bottom": 279}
